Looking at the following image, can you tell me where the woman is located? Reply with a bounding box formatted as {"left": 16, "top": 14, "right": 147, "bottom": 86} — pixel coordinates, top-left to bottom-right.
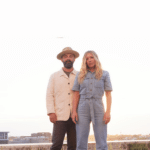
{"left": 72, "top": 51, "right": 112, "bottom": 150}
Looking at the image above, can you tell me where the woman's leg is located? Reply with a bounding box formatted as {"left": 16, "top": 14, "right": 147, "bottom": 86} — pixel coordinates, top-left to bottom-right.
{"left": 93, "top": 100, "right": 108, "bottom": 150}
{"left": 76, "top": 100, "right": 91, "bottom": 150}
{"left": 93, "top": 115, "right": 108, "bottom": 150}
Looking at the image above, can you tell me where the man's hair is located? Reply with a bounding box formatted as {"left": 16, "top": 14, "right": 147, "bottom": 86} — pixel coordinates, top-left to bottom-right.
{"left": 78, "top": 51, "right": 103, "bottom": 84}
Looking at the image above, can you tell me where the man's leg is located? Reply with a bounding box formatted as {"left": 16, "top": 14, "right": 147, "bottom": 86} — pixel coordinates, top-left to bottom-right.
{"left": 66, "top": 117, "right": 76, "bottom": 150}
{"left": 50, "top": 121, "right": 67, "bottom": 150}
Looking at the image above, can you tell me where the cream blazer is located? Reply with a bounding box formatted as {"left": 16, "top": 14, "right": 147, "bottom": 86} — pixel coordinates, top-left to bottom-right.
{"left": 46, "top": 68, "right": 78, "bottom": 121}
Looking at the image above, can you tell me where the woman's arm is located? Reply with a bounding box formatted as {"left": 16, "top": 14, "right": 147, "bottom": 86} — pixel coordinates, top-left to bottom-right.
{"left": 72, "top": 91, "right": 80, "bottom": 124}
{"left": 103, "top": 91, "right": 112, "bottom": 124}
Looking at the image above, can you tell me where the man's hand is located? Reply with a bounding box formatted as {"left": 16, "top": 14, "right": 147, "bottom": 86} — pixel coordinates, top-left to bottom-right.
{"left": 103, "top": 111, "right": 111, "bottom": 124}
{"left": 49, "top": 113, "right": 57, "bottom": 124}
{"left": 72, "top": 111, "right": 78, "bottom": 124}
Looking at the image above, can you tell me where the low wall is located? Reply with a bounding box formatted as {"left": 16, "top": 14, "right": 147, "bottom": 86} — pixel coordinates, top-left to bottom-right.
{"left": 0, "top": 140, "right": 150, "bottom": 150}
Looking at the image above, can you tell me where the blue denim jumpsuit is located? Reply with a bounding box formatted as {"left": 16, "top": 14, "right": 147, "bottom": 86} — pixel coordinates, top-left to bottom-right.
{"left": 72, "top": 70, "right": 112, "bottom": 150}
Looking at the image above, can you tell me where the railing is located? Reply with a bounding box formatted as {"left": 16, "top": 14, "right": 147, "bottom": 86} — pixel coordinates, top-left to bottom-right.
{"left": 0, "top": 140, "right": 150, "bottom": 150}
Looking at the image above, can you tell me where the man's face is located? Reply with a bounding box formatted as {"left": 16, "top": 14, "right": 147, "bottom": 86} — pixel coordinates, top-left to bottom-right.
{"left": 61, "top": 53, "right": 75, "bottom": 69}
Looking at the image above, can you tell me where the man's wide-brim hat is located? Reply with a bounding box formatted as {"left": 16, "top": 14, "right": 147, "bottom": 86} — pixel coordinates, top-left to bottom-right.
{"left": 57, "top": 47, "right": 79, "bottom": 60}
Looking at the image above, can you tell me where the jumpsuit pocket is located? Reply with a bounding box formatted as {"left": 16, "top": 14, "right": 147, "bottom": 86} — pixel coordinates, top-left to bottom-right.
{"left": 94, "top": 81, "right": 101, "bottom": 88}
{"left": 95, "top": 100, "right": 104, "bottom": 114}
{"left": 78, "top": 100, "right": 87, "bottom": 114}
{"left": 94, "top": 77, "right": 104, "bottom": 88}
{"left": 94, "top": 78, "right": 104, "bottom": 96}
{"left": 80, "top": 77, "right": 89, "bottom": 89}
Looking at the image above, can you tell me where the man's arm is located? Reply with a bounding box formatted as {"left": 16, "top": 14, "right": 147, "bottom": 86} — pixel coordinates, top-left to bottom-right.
{"left": 103, "top": 91, "right": 112, "bottom": 124}
{"left": 46, "top": 74, "right": 57, "bottom": 123}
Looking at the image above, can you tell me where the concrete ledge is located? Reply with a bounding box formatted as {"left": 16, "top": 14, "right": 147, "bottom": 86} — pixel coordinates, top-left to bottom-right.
{"left": 0, "top": 143, "right": 52, "bottom": 150}
{"left": 0, "top": 140, "right": 150, "bottom": 150}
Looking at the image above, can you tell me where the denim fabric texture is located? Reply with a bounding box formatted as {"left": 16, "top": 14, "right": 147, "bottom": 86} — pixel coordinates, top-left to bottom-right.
{"left": 72, "top": 70, "right": 112, "bottom": 150}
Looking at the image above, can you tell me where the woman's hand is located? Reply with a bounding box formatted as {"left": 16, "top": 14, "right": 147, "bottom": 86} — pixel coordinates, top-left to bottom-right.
{"left": 104, "top": 91, "right": 112, "bottom": 124}
{"left": 72, "top": 91, "right": 80, "bottom": 124}
{"left": 103, "top": 111, "right": 111, "bottom": 124}
{"left": 72, "top": 111, "right": 78, "bottom": 124}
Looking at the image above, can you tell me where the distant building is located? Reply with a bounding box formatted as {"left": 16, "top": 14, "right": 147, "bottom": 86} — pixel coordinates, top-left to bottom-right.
{"left": 31, "top": 132, "right": 51, "bottom": 139}
{"left": 0, "top": 132, "right": 9, "bottom": 144}
{"left": 9, "top": 132, "right": 52, "bottom": 144}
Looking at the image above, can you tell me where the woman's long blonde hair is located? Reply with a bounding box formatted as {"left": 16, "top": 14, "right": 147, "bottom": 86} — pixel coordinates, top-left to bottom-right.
{"left": 78, "top": 51, "right": 103, "bottom": 84}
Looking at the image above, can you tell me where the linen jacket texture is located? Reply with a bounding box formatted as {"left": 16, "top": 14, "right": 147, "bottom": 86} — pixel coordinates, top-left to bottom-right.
{"left": 46, "top": 68, "right": 78, "bottom": 121}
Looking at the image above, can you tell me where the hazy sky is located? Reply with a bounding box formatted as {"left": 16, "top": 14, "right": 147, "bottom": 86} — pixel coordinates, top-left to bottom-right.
{"left": 0, "top": 0, "right": 150, "bottom": 136}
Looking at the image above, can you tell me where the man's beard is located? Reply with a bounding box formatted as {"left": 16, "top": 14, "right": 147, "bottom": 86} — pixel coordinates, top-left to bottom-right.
{"left": 63, "top": 60, "right": 74, "bottom": 69}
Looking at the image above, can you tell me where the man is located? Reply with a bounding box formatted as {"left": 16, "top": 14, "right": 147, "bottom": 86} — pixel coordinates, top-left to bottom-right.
{"left": 46, "top": 47, "right": 79, "bottom": 150}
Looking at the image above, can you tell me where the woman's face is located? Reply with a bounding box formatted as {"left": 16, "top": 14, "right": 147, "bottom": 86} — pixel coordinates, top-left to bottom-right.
{"left": 86, "top": 53, "right": 96, "bottom": 69}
